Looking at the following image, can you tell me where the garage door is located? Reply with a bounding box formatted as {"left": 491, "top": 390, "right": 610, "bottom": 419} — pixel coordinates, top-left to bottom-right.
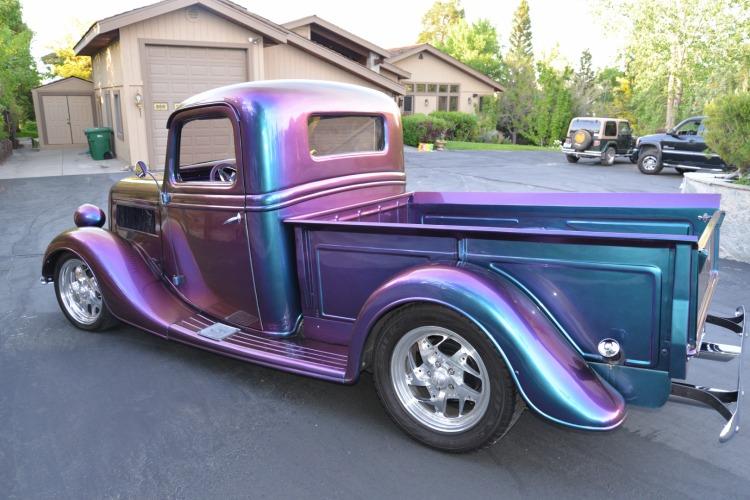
{"left": 145, "top": 45, "right": 248, "bottom": 167}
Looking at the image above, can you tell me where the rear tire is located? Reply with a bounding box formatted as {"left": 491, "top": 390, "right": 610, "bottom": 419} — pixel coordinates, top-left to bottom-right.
{"left": 54, "top": 252, "right": 118, "bottom": 331}
{"left": 601, "top": 146, "right": 616, "bottom": 166}
{"left": 372, "top": 304, "right": 520, "bottom": 452}
{"left": 638, "top": 147, "right": 663, "bottom": 175}
{"left": 565, "top": 154, "right": 579, "bottom": 163}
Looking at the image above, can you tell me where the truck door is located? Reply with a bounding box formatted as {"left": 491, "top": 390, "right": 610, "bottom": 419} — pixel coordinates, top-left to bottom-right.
{"left": 696, "top": 121, "right": 726, "bottom": 170}
{"left": 662, "top": 118, "right": 706, "bottom": 168}
{"left": 160, "top": 105, "right": 262, "bottom": 330}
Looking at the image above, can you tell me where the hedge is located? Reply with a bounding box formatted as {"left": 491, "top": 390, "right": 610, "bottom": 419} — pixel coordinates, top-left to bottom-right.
{"left": 429, "top": 111, "right": 479, "bottom": 141}
{"left": 402, "top": 114, "right": 450, "bottom": 147}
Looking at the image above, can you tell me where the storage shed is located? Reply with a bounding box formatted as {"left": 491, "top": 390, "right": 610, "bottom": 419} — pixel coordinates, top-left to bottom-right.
{"left": 31, "top": 77, "right": 96, "bottom": 147}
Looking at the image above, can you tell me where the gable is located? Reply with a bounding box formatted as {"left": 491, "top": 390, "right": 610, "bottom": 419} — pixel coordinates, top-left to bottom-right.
{"left": 396, "top": 51, "right": 497, "bottom": 93}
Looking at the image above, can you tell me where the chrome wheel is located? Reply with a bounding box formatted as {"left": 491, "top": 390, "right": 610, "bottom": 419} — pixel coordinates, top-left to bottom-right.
{"left": 604, "top": 147, "right": 616, "bottom": 165}
{"left": 58, "top": 258, "right": 103, "bottom": 325}
{"left": 390, "top": 326, "right": 491, "bottom": 433}
{"left": 641, "top": 155, "right": 658, "bottom": 171}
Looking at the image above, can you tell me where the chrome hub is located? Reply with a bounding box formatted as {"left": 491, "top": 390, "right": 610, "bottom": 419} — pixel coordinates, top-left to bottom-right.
{"left": 391, "top": 326, "right": 491, "bottom": 433}
{"left": 58, "top": 258, "right": 103, "bottom": 325}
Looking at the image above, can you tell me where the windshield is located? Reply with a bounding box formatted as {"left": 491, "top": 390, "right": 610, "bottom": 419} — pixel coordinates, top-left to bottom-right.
{"left": 569, "top": 118, "right": 601, "bottom": 133}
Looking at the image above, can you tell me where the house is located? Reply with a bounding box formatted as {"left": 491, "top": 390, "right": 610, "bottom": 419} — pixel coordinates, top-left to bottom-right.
{"left": 283, "top": 17, "right": 504, "bottom": 116}
{"left": 64, "top": 0, "right": 502, "bottom": 166}
{"left": 385, "top": 44, "right": 505, "bottom": 115}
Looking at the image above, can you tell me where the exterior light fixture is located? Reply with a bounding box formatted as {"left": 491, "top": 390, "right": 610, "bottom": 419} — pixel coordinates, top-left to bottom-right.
{"left": 134, "top": 92, "right": 144, "bottom": 116}
{"left": 424, "top": 98, "right": 429, "bottom": 107}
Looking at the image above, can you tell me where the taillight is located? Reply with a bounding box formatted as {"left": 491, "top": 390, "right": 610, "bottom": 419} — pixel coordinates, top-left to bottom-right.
{"left": 593, "top": 140, "right": 600, "bottom": 147}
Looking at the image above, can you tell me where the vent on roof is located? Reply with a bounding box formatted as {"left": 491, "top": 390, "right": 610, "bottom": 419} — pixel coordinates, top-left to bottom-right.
{"left": 186, "top": 6, "right": 200, "bottom": 21}
{"left": 418, "top": 53, "right": 424, "bottom": 60}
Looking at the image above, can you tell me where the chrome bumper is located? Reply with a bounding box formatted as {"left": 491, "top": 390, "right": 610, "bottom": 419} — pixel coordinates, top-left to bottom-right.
{"left": 671, "top": 306, "right": 746, "bottom": 442}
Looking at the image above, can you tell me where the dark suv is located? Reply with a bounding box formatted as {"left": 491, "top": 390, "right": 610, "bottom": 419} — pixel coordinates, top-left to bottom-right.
{"left": 561, "top": 117, "right": 638, "bottom": 165}
{"left": 635, "top": 115, "right": 729, "bottom": 175}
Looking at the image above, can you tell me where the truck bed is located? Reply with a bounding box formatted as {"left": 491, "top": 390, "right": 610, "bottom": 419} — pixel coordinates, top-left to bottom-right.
{"left": 286, "top": 191, "right": 721, "bottom": 385}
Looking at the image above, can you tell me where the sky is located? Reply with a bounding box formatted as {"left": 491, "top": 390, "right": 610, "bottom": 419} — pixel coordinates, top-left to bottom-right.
{"left": 22, "top": 0, "right": 625, "bottom": 72}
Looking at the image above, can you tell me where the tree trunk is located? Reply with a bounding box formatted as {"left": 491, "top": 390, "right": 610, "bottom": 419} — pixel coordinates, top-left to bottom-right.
{"left": 511, "top": 130, "right": 518, "bottom": 144}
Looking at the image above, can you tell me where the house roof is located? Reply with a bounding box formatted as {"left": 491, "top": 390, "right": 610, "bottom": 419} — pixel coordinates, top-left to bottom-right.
{"left": 32, "top": 76, "right": 93, "bottom": 90}
{"left": 283, "top": 15, "right": 392, "bottom": 59}
{"left": 73, "top": 0, "right": 404, "bottom": 95}
{"left": 386, "top": 43, "right": 504, "bottom": 92}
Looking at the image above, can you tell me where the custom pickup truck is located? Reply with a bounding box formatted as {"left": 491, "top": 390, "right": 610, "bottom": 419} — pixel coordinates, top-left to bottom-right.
{"left": 42, "top": 81, "right": 745, "bottom": 452}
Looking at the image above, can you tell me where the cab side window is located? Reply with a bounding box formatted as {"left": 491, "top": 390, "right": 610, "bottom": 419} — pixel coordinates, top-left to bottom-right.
{"left": 176, "top": 117, "right": 236, "bottom": 183}
{"left": 676, "top": 120, "right": 701, "bottom": 136}
{"left": 604, "top": 121, "right": 617, "bottom": 136}
{"left": 619, "top": 122, "right": 631, "bottom": 135}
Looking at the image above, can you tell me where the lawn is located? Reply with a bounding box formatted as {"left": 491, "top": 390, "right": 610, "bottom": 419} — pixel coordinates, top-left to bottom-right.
{"left": 446, "top": 141, "right": 556, "bottom": 152}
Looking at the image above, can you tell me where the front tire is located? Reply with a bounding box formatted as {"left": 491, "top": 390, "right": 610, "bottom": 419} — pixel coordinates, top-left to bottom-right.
{"left": 373, "top": 304, "right": 520, "bottom": 452}
{"left": 54, "top": 253, "right": 118, "bottom": 331}
{"left": 638, "top": 147, "right": 663, "bottom": 174}
{"left": 565, "top": 154, "right": 579, "bottom": 163}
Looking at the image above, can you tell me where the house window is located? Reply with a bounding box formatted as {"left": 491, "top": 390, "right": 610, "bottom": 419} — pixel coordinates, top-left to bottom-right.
{"left": 308, "top": 115, "right": 385, "bottom": 157}
{"left": 403, "top": 95, "right": 413, "bottom": 114}
{"left": 404, "top": 82, "right": 461, "bottom": 112}
{"left": 113, "top": 91, "right": 124, "bottom": 140}
{"left": 104, "top": 92, "right": 113, "bottom": 127}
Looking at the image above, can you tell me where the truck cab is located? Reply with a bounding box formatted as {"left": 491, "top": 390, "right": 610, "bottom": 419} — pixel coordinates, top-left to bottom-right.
{"left": 43, "top": 81, "right": 745, "bottom": 452}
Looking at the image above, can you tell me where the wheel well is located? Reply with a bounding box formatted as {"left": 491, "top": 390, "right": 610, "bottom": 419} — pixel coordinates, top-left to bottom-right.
{"left": 41, "top": 249, "right": 71, "bottom": 281}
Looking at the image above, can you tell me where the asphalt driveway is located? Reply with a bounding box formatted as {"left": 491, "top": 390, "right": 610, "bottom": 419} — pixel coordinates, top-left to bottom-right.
{"left": 1, "top": 150, "right": 748, "bottom": 499}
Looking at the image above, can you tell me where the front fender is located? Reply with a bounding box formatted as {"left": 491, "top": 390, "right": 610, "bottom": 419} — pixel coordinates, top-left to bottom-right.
{"left": 42, "top": 227, "right": 194, "bottom": 337}
{"left": 352, "top": 263, "right": 626, "bottom": 431}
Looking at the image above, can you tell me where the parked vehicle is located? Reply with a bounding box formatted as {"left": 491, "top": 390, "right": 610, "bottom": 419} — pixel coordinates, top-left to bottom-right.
{"left": 561, "top": 117, "right": 638, "bottom": 165}
{"left": 635, "top": 115, "right": 730, "bottom": 175}
{"left": 42, "top": 81, "right": 745, "bottom": 452}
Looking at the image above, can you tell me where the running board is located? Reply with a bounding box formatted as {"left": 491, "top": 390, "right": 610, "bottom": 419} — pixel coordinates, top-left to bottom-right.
{"left": 170, "top": 314, "right": 350, "bottom": 382}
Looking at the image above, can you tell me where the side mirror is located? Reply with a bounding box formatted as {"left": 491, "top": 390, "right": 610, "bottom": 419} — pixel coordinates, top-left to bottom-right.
{"left": 667, "top": 129, "right": 680, "bottom": 138}
{"left": 134, "top": 160, "right": 149, "bottom": 178}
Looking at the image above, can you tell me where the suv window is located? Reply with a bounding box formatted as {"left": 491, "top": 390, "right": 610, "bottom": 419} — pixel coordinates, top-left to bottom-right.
{"left": 570, "top": 118, "right": 600, "bottom": 133}
{"left": 308, "top": 115, "right": 385, "bottom": 157}
{"left": 619, "top": 122, "right": 631, "bottom": 135}
{"left": 604, "top": 121, "right": 617, "bottom": 136}
{"left": 675, "top": 119, "right": 701, "bottom": 136}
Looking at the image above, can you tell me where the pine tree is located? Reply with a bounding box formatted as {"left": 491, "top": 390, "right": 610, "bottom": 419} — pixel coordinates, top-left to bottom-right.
{"left": 508, "top": 0, "right": 533, "bottom": 61}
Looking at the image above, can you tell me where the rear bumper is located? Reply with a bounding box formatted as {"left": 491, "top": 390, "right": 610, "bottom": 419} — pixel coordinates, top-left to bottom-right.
{"left": 671, "top": 306, "right": 746, "bottom": 442}
{"left": 561, "top": 147, "right": 636, "bottom": 158}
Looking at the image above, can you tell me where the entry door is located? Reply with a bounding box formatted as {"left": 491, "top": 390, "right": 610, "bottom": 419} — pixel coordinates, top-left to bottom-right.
{"left": 42, "top": 96, "right": 73, "bottom": 145}
{"left": 67, "top": 96, "right": 95, "bottom": 144}
{"left": 42, "top": 95, "right": 94, "bottom": 145}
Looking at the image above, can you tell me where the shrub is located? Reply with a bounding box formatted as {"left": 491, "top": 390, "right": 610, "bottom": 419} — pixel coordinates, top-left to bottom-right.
{"left": 704, "top": 92, "right": 750, "bottom": 179}
{"left": 402, "top": 114, "right": 450, "bottom": 147}
{"left": 429, "top": 111, "right": 479, "bottom": 141}
{"left": 18, "top": 120, "right": 38, "bottom": 138}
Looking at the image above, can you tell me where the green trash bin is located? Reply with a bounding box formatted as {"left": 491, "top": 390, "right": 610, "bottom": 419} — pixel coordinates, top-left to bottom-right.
{"left": 84, "top": 127, "right": 114, "bottom": 160}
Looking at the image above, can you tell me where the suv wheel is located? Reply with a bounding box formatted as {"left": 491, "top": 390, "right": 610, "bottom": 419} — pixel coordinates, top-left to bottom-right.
{"left": 565, "top": 154, "right": 579, "bottom": 163}
{"left": 601, "top": 146, "right": 616, "bottom": 166}
{"left": 638, "top": 148, "right": 663, "bottom": 175}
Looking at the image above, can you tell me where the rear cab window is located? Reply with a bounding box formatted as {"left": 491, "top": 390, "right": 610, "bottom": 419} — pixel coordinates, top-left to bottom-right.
{"left": 308, "top": 115, "right": 385, "bottom": 157}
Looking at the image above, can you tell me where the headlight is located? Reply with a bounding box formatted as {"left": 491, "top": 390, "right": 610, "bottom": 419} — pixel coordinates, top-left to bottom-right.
{"left": 636, "top": 137, "right": 641, "bottom": 147}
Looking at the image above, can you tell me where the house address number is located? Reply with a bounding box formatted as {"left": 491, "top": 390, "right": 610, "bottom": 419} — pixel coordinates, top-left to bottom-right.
{"left": 153, "top": 102, "right": 168, "bottom": 111}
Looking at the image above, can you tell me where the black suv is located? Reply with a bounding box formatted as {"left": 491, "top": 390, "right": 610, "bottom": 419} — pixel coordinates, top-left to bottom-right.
{"left": 561, "top": 117, "right": 638, "bottom": 165}
{"left": 635, "top": 116, "right": 729, "bottom": 175}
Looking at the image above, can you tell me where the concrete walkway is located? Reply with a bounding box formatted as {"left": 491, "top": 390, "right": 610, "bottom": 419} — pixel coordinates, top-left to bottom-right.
{"left": 0, "top": 141, "right": 129, "bottom": 180}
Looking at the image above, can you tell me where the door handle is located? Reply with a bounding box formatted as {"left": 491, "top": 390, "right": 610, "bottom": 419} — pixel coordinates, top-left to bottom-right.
{"left": 223, "top": 212, "right": 242, "bottom": 225}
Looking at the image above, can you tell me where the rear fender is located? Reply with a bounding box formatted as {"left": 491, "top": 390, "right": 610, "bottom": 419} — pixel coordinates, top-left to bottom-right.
{"left": 42, "top": 227, "right": 194, "bottom": 337}
{"left": 352, "top": 263, "right": 626, "bottom": 431}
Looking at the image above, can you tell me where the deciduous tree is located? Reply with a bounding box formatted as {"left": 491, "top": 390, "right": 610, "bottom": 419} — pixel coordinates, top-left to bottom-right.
{"left": 417, "top": 0, "right": 465, "bottom": 45}
{"left": 42, "top": 37, "right": 92, "bottom": 80}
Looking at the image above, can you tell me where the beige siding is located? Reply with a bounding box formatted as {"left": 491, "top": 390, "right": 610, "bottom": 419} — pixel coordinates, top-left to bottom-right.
{"left": 264, "top": 44, "right": 388, "bottom": 94}
{"left": 396, "top": 51, "right": 496, "bottom": 114}
{"left": 115, "top": 5, "right": 263, "bottom": 165}
{"left": 290, "top": 25, "right": 310, "bottom": 39}
{"left": 379, "top": 67, "right": 401, "bottom": 83}
{"left": 91, "top": 41, "right": 128, "bottom": 160}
